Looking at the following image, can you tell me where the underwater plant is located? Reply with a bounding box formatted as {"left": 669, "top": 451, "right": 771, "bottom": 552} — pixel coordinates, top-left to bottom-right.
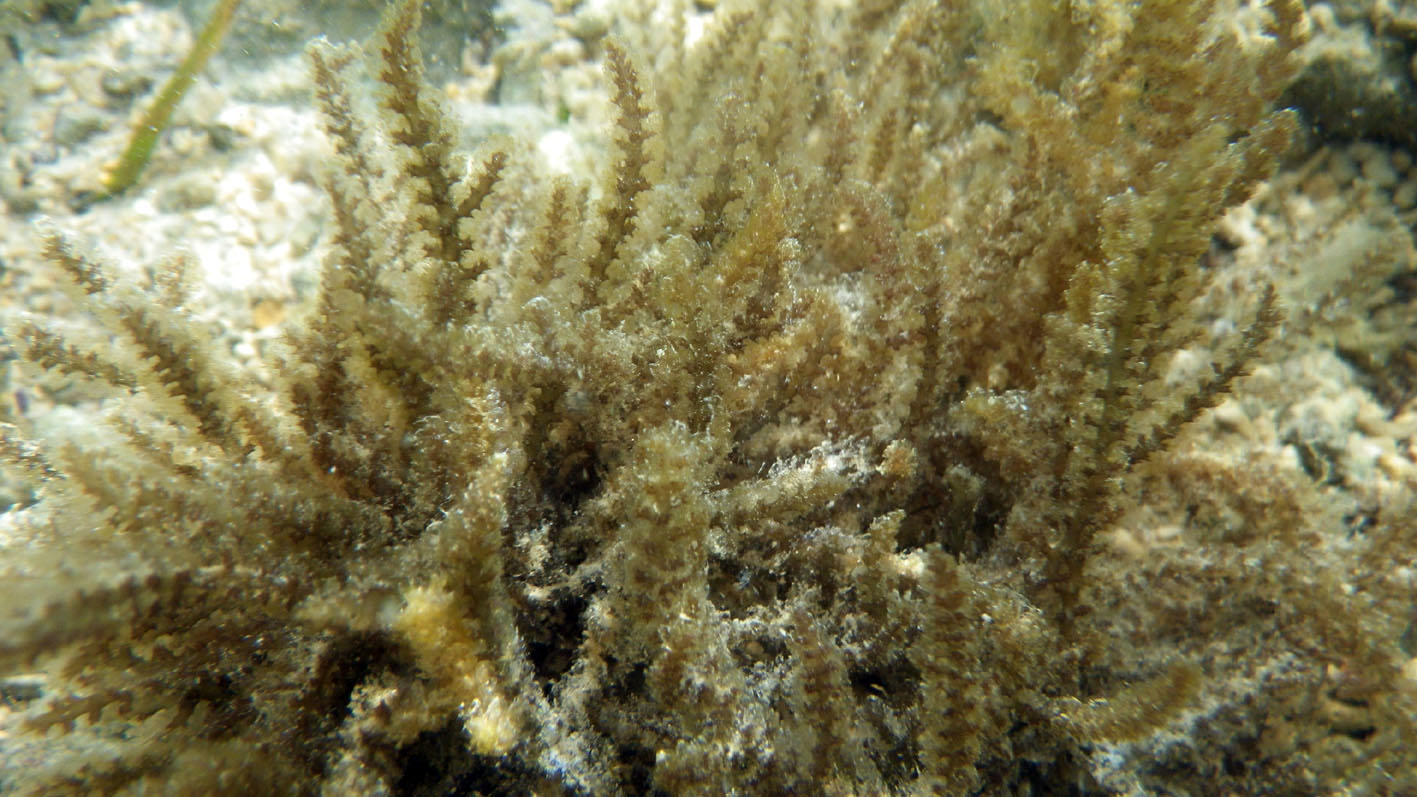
{"left": 2, "top": 0, "right": 1415, "bottom": 793}
{"left": 100, "top": 0, "right": 243, "bottom": 199}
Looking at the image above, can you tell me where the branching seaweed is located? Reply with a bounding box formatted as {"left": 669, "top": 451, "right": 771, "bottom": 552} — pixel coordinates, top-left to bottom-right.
{"left": 3, "top": 0, "right": 1414, "bottom": 794}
